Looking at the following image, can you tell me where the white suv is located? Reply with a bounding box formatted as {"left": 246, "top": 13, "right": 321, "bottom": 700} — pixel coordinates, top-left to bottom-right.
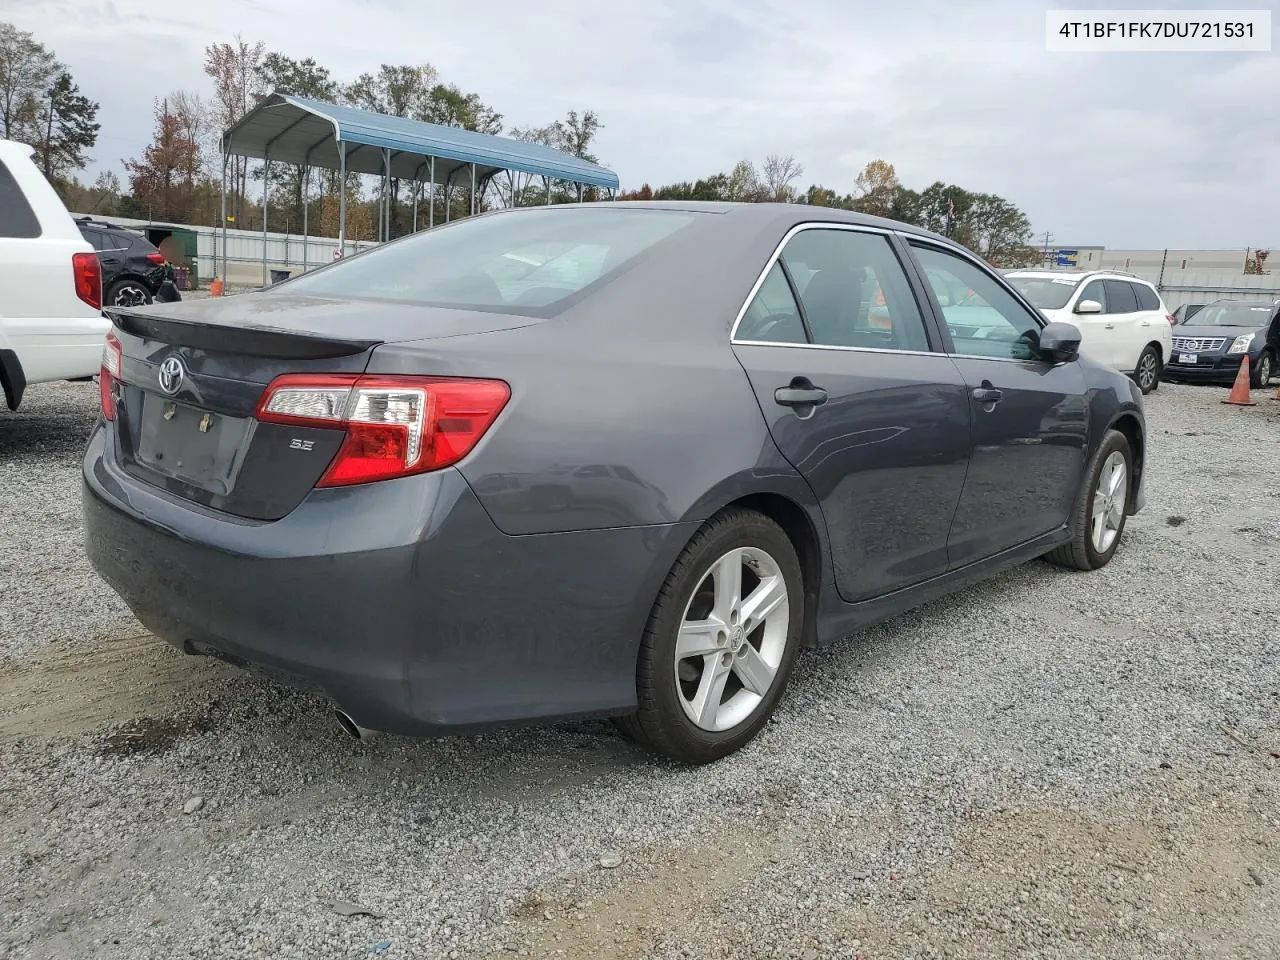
{"left": 0, "top": 138, "right": 108, "bottom": 412}
{"left": 1006, "top": 270, "right": 1173, "bottom": 394}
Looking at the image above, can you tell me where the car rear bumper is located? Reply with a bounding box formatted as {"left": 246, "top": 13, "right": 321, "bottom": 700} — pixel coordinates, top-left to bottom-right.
{"left": 82, "top": 422, "right": 695, "bottom": 735}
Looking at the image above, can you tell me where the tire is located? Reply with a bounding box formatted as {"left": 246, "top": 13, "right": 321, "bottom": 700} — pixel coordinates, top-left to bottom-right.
{"left": 1250, "top": 349, "right": 1273, "bottom": 389}
{"left": 1132, "top": 344, "right": 1161, "bottom": 395}
{"left": 614, "top": 508, "right": 804, "bottom": 764}
{"left": 106, "top": 279, "right": 152, "bottom": 308}
{"left": 1045, "top": 429, "right": 1132, "bottom": 572}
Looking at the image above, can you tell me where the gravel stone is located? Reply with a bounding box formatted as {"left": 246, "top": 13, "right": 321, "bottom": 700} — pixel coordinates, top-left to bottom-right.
{"left": 182, "top": 796, "right": 204, "bottom": 815}
{"left": 2, "top": 379, "right": 1279, "bottom": 959}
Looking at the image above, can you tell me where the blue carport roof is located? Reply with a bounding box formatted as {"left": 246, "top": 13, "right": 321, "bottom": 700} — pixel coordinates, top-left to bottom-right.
{"left": 222, "top": 93, "right": 619, "bottom": 190}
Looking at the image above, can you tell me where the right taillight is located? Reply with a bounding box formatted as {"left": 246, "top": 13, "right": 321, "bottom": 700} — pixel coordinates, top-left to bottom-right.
{"left": 256, "top": 374, "right": 510, "bottom": 487}
{"left": 100, "top": 330, "right": 122, "bottom": 420}
{"left": 73, "top": 251, "right": 102, "bottom": 310}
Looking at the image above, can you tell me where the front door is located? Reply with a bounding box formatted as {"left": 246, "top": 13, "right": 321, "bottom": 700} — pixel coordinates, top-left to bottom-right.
{"left": 906, "top": 241, "right": 1090, "bottom": 565}
{"left": 1069, "top": 278, "right": 1125, "bottom": 369}
{"left": 731, "top": 225, "right": 971, "bottom": 602}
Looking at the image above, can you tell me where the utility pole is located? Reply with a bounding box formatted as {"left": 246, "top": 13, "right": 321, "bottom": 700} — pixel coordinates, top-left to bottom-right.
{"left": 1041, "top": 231, "right": 1055, "bottom": 268}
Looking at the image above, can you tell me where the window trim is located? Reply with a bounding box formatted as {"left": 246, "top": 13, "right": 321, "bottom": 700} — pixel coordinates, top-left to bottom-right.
{"left": 729, "top": 222, "right": 946, "bottom": 356}
{"left": 902, "top": 237, "right": 1056, "bottom": 366}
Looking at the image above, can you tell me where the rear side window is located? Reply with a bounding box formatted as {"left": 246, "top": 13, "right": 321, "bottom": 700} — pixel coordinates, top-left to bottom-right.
{"left": 283, "top": 208, "right": 697, "bottom": 314}
{"left": 0, "top": 159, "right": 42, "bottom": 239}
{"left": 1102, "top": 279, "right": 1138, "bottom": 314}
{"left": 781, "top": 229, "right": 931, "bottom": 352}
{"left": 1134, "top": 283, "right": 1160, "bottom": 311}
{"left": 737, "top": 262, "right": 807, "bottom": 343}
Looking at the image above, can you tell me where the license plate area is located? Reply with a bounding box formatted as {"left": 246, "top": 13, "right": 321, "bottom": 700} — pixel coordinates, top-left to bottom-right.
{"left": 134, "top": 393, "right": 253, "bottom": 495}
{"left": 1178, "top": 353, "right": 1198, "bottom": 364}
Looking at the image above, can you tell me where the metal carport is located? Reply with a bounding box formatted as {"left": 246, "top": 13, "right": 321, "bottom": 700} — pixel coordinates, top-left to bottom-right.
{"left": 218, "top": 92, "right": 621, "bottom": 283}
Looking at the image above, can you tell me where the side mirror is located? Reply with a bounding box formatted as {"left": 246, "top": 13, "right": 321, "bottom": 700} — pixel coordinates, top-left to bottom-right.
{"left": 1039, "top": 320, "right": 1082, "bottom": 363}
{"left": 1074, "top": 298, "right": 1102, "bottom": 315}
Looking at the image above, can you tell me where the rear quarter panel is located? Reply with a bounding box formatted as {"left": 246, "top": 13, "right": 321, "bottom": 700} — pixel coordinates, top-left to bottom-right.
{"left": 0, "top": 141, "right": 106, "bottom": 383}
{"left": 364, "top": 208, "right": 818, "bottom": 538}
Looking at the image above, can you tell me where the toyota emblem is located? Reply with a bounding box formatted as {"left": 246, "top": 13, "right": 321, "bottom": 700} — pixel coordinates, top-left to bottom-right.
{"left": 158, "top": 356, "right": 185, "bottom": 395}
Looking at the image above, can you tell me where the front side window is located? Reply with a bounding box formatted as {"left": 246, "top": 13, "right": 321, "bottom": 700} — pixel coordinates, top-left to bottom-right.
{"left": 911, "top": 244, "right": 1042, "bottom": 360}
{"left": 283, "top": 208, "right": 697, "bottom": 313}
{"left": 780, "top": 229, "right": 931, "bottom": 352}
{"left": 1078, "top": 280, "right": 1107, "bottom": 312}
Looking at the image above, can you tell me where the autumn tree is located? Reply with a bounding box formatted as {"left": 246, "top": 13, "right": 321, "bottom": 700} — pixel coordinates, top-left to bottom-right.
{"left": 124, "top": 97, "right": 203, "bottom": 222}
{"left": 726, "top": 160, "right": 769, "bottom": 202}
{"left": 850, "top": 159, "right": 900, "bottom": 218}
{"left": 761, "top": 154, "right": 803, "bottom": 202}
{"left": 204, "top": 35, "right": 266, "bottom": 222}
{"left": 0, "top": 22, "right": 56, "bottom": 142}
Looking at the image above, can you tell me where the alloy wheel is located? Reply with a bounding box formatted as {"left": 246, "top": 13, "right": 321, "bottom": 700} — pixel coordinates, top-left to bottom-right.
{"left": 674, "top": 546, "right": 790, "bottom": 732}
{"left": 112, "top": 284, "right": 149, "bottom": 307}
{"left": 1137, "top": 352, "right": 1158, "bottom": 391}
{"left": 1090, "top": 450, "right": 1128, "bottom": 554}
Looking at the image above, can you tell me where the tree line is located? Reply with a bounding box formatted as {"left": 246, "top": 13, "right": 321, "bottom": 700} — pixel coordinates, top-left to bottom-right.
{"left": 624, "top": 157, "right": 1041, "bottom": 267}
{"left": 1, "top": 21, "right": 1039, "bottom": 265}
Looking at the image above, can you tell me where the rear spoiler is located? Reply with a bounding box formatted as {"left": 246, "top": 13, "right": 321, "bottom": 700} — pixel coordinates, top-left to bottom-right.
{"left": 105, "top": 307, "right": 381, "bottom": 360}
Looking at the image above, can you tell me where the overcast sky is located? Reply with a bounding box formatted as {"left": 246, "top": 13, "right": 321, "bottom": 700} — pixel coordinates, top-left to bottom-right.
{"left": 8, "top": 0, "right": 1277, "bottom": 248}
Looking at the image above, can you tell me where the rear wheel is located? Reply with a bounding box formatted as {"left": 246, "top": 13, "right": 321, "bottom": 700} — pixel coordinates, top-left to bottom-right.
{"left": 614, "top": 508, "right": 804, "bottom": 764}
{"left": 1045, "top": 429, "right": 1132, "bottom": 571}
{"left": 1133, "top": 344, "right": 1161, "bottom": 394}
{"left": 1250, "top": 349, "right": 1273, "bottom": 388}
{"left": 107, "top": 279, "right": 152, "bottom": 307}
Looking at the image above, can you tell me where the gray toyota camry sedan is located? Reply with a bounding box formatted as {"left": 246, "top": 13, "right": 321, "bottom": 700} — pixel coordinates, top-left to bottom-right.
{"left": 83, "top": 202, "right": 1146, "bottom": 764}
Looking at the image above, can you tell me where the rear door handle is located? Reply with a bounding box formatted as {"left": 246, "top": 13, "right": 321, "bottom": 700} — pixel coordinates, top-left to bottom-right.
{"left": 1104, "top": 323, "right": 1115, "bottom": 329}
{"left": 972, "top": 386, "right": 1003, "bottom": 404}
{"left": 774, "top": 378, "right": 828, "bottom": 409}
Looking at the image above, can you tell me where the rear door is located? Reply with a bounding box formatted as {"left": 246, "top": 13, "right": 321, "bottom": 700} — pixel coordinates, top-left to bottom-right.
{"left": 731, "top": 225, "right": 972, "bottom": 603}
{"left": 1101, "top": 278, "right": 1143, "bottom": 372}
{"left": 904, "top": 240, "right": 1089, "bottom": 565}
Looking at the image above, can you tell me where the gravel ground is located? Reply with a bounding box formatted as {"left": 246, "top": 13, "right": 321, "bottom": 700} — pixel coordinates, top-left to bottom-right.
{"left": 2, "top": 379, "right": 1278, "bottom": 960}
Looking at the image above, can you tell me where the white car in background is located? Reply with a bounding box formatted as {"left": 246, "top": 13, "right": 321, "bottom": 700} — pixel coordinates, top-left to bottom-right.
{"left": 0, "top": 138, "right": 108, "bottom": 412}
{"left": 1006, "top": 270, "right": 1174, "bottom": 395}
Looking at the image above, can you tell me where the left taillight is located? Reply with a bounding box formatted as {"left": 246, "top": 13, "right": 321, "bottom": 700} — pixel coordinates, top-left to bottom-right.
{"left": 100, "top": 330, "right": 122, "bottom": 420}
{"left": 73, "top": 251, "right": 101, "bottom": 310}
{"left": 256, "top": 374, "right": 511, "bottom": 487}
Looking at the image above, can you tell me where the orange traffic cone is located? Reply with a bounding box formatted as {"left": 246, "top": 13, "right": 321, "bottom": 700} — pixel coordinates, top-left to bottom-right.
{"left": 209, "top": 277, "right": 224, "bottom": 297}
{"left": 1222, "top": 356, "right": 1256, "bottom": 406}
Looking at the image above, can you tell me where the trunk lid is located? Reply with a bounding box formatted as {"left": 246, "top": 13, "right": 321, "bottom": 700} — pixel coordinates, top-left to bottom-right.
{"left": 104, "top": 294, "right": 535, "bottom": 521}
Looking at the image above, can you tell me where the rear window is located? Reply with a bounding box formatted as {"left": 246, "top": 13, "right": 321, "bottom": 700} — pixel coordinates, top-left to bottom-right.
{"left": 1133, "top": 283, "right": 1160, "bottom": 311}
{"left": 283, "top": 208, "right": 697, "bottom": 313}
{"left": 0, "top": 159, "right": 42, "bottom": 239}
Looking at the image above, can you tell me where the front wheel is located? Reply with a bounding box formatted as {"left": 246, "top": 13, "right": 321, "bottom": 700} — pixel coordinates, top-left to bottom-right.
{"left": 1045, "top": 429, "right": 1132, "bottom": 571}
{"left": 1250, "top": 349, "right": 1274, "bottom": 388}
{"left": 614, "top": 509, "right": 804, "bottom": 764}
{"left": 1132, "top": 344, "right": 1161, "bottom": 395}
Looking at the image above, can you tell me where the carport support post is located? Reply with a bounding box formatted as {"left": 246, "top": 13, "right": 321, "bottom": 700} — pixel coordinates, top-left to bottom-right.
{"left": 261, "top": 151, "right": 270, "bottom": 285}
{"left": 545, "top": 177, "right": 551, "bottom": 205}
{"left": 338, "top": 142, "right": 347, "bottom": 257}
{"left": 470, "top": 163, "right": 476, "bottom": 216}
{"left": 577, "top": 183, "right": 583, "bottom": 204}
{"left": 302, "top": 165, "right": 309, "bottom": 273}
{"left": 218, "top": 149, "right": 228, "bottom": 284}
{"left": 428, "top": 157, "right": 435, "bottom": 230}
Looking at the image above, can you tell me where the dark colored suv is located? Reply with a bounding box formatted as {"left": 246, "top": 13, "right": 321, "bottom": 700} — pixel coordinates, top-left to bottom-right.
{"left": 1166, "top": 299, "right": 1280, "bottom": 387}
{"left": 75, "top": 218, "right": 171, "bottom": 307}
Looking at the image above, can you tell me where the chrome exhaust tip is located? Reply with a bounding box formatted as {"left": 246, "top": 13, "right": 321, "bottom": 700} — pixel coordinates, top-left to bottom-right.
{"left": 334, "top": 708, "right": 378, "bottom": 742}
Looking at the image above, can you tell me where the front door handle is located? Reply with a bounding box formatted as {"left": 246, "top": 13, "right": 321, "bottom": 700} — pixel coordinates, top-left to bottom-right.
{"left": 972, "top": 386, "right": 1003, "bottom": 405}
{"left": 774, "top": 377, "right": 828, "bottom": 409}
{"left": 1104, "top": 322, "right": 1115, "bottom": 329}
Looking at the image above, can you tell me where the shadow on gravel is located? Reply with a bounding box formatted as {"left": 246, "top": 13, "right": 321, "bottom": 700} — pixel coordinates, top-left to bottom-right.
{"left": 0, "top": 383, "right": 99, "bottom": 460}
